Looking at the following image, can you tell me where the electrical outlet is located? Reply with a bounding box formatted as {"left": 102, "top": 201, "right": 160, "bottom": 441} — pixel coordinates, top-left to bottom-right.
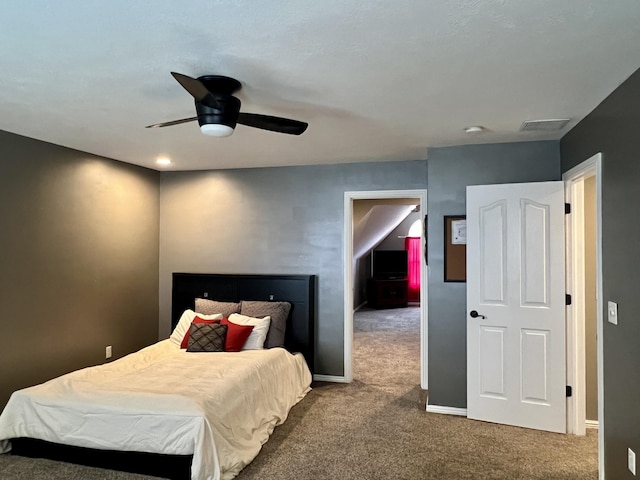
{"left": 106, "top": 345, "right": 112, "bottom": 359}
{"left": 629, "top": 448, "right": 636, "bottom": 475}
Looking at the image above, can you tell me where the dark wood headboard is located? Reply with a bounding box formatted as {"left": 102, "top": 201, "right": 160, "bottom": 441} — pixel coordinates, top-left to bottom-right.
{"left": 172, "top": 273, "right": 316, "bottom": 373}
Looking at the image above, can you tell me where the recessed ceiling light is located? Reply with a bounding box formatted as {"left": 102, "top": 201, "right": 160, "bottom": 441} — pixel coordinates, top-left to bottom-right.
{"left": 464, "top": 126, "right": 486, "bottom": 134}
{"left": 156, "top": 157, "right": 172, "bottom": 167}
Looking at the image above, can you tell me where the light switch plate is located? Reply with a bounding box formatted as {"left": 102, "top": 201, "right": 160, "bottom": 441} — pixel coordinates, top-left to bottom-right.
{"left": 629, "top": 448, "right": 636, "bottom": 475}
{"left": 608, "top": 301, "right": 618, "bottom": 325}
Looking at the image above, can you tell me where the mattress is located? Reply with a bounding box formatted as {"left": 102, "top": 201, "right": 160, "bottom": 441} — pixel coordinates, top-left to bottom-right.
{"left": 0, "top": 339, "right": 311, "bottom": 480}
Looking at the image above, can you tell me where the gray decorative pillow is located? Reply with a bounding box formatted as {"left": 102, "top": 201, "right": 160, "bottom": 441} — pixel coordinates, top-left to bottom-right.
{"left": 240, "top": 301, "right": 291, "bottom": 349}
{"left": 195, "top": 298, "right": 241, "bottom": 318}
{"left": 187, "top": 323, "right": 227, "bottom": 352}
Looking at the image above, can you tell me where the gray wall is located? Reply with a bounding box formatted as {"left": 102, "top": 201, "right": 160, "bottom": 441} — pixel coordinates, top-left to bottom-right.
{"left": 158, "top": 160, "right": 427, "bottom": 376}
{"left": 561, "top": 67, "right": 640, "bottom": 479}
{"left": 0, "top": 130, "right": 160, "bottom": 409}
{"left": 426, "top": 141, "right": 561, "bottom": 408}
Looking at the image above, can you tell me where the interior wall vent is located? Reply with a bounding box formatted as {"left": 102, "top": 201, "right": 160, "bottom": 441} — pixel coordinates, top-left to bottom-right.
{"left": 520, "top": 119, "right": 570, "bottom": 132}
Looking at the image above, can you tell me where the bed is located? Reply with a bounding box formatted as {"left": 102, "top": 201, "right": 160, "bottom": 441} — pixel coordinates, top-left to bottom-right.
{"left": 0, "top": 273, "right": 316, "bottom": 480}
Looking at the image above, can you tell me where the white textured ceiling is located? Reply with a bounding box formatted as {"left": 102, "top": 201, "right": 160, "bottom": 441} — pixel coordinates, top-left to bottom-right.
{"left": 1, "top": 1, "right": 639, "bottom": 171}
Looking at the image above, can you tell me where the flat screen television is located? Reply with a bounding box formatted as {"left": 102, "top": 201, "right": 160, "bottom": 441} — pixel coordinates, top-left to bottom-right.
{"left": 372, "top": 250, "right": 408, "bottom": 279}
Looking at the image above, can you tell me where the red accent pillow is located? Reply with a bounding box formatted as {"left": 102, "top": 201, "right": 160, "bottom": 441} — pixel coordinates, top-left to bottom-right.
{"left": 221, "top": 317, "right": 254, "bottom": 352}
{"left": 180, "top": 316, "right": 221, "bottom": 349}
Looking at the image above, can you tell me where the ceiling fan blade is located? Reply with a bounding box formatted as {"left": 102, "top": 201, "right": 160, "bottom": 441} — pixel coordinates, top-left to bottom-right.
{"left": 237, "top": 113, "right": 308, "bottom": 135}
{"left": 170, "top": 72, "right": 222, "bottom": 109}
{"left": 145, "top": 117, "right": 198, "bottom": 128}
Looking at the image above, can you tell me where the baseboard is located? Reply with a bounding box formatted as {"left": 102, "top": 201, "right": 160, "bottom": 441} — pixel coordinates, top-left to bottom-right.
{"left": 426, "top": 404, "right": 468, "bottom": 416}
{"left": 585, "top": 420, "right": 599, "bottom": 430}
{"left": 354, "top": 301, "right": 367, "bottom": 312}
{"left": 313, "top": 374, "right": 349, "bottom": 383}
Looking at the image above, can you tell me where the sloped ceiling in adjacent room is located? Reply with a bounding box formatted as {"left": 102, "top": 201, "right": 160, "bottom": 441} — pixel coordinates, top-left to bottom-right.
{"left": 354, "top": 204, "right": 417, "bottom": 259}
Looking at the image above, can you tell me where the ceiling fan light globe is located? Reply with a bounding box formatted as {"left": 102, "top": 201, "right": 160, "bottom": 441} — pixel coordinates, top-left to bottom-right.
{"left": 200, "top": 124, "right": 234, "bottom": 137}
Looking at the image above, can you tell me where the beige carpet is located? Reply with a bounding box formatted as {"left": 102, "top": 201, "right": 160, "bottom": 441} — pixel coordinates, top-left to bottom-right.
{"left": 238, "top": 305, "right": 598, "bottom": 480}
{"left": 0, "top": 305, "right": 598, "bottom": 479}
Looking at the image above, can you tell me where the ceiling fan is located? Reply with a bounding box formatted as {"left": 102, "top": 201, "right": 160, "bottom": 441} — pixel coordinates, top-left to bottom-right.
{"left": 146, "top": 72, "right": 308, "bottom": 137}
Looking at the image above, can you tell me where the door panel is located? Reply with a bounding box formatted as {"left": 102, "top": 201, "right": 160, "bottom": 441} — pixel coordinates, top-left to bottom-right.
{"left": 521, "top": 200, "right": 550, "bottom": 306}
{"left": 480, "top": 200, "right": 507, "bottom": 304}
{"left": 521, "top": 329, "right": 549, "bottom": 404}
{"left": 479, "top": 326, "right": 506, "bottom": 398}
{"left": 467, "top": 181, "right": 566, "bottom": 433}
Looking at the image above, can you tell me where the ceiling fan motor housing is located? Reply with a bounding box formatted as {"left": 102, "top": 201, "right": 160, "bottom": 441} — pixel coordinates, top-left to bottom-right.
{"left": 146, "top": 72, "right": 307, "bottom": 135}
{"left": 196, "top": 96, "right": 241, "bottom": 128}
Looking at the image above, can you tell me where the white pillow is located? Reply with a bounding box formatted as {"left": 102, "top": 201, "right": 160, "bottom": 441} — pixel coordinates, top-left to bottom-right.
{"left": 228, "top": 313, "right": 271, "bottom": 350}
{"left": 169, "top": 309, "right": 223, "bottom": 346}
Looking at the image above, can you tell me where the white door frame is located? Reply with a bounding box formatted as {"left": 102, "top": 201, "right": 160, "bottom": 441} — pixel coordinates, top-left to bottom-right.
{"left": 343, "top": 189, "right": 428, "bottom": 388}
{"left": 563, "top": 152, "right": 603, "bottom": 478}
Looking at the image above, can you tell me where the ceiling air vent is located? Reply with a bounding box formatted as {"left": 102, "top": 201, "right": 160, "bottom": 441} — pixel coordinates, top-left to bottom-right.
{"left": 520, "top": 119, "right": 570, "bottom": 132}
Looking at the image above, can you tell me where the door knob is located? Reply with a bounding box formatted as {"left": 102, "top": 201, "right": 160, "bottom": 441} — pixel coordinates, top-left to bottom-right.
{"left": 469, "top": 310, "right": 486, "bottom": 319}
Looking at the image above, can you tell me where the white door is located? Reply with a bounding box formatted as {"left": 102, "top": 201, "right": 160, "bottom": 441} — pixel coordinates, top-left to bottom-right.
{"left": 466, "top": 181, "right": 566, "bottom": 433}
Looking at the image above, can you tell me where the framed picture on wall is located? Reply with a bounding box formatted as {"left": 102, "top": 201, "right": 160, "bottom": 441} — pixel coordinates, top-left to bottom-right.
{"left": 444, "top": 215, "right": 466, "bottom": 282}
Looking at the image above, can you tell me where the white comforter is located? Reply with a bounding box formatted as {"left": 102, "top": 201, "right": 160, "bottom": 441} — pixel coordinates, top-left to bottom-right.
{"left": 0, "top": 340, "right": 311, "bottom": 480}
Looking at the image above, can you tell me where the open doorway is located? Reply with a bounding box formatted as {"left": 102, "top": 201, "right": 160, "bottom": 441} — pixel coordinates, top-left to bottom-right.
{"left": 564, "top": 153, "right": 603, "bottom": 478}
{"left": 343, "top": 189, "right": 428, "bottom": 389}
